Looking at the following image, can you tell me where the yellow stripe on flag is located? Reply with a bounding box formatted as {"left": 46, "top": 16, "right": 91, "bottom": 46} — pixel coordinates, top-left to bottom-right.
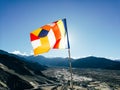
{"left": 56, "top": 20, "right": 66, "bottom": 48}
{"left": 34, "top": 36, "right": 50, "bottom": 55}
{"left": 57, "top": 20, "right": 66, "bottom": 37}
{"left": 31, "top": 28, "right": 42, "bottom": 36}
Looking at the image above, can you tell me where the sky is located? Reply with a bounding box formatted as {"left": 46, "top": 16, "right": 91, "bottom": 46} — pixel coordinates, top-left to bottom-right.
{"left": 0, "top": 0, "right": 120, "bottom": 59}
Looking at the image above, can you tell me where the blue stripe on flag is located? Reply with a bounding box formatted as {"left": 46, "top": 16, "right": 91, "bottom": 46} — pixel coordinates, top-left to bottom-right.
{"left": 39, "top": 29, "right": 49, "bottom": 37}
{"left": 62, "top": 18, "right": 70, "bottom": 49}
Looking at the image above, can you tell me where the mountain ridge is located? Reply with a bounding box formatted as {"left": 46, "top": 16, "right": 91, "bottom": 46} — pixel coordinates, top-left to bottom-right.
{"left": 1, "top": 50, "right": 120, "bottom": 70}
{"left": 73, "top": 56, "right": 120, "bottom": 70}
{"left": 21, "top": 52, "right": 120, "bottom": 70}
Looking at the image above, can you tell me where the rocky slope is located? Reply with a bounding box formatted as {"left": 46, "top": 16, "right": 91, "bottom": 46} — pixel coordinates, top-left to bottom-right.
{"left": 0, "top": 50, "right": 55, "bottom": 90}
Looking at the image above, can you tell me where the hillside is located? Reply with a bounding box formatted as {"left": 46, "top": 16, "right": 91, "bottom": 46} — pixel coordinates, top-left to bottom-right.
{"left": 0, "top": 50, "right": 56, "bottom": 90}
{"left": 72, "top": 56, "right": 120, "bottom": 70}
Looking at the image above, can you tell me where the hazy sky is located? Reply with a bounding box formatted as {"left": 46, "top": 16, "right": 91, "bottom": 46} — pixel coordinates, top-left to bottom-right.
{"left": 0, "top": 0, "right": 120, "bottom": 59}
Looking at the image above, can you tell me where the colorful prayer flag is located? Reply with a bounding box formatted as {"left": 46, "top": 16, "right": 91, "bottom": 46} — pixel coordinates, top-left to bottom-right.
{"left": 30, "top": 18, "right": 70, "bottom": 55}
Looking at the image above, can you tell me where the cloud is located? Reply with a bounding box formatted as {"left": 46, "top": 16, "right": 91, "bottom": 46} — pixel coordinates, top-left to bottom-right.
{"left": 11, "top": 50, "right": 29, "bottom": 56}
{"left": 30, "top": 50, "right": 34, "bottom": 55}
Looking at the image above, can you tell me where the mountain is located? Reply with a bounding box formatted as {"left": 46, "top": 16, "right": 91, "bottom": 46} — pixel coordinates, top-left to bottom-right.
{"left": 115, "top": 60, "right": 120, "bottom": 62}
{"left": 24, "top": 55, "right": 70, "bottom": 67}
{"left": 72, "top": 56, "right": 120, "bottom": 70}
{"left": 0, "top": 50, "right": 55, "bottom": 90}
{"left": 24, "top": 55, "right": 120, "bottom": 70}
{"left": 1, "top": 50, "right": 120, "bottom": 89}
{"left": 0, "top": 50, "right": 46, "bottom": 75}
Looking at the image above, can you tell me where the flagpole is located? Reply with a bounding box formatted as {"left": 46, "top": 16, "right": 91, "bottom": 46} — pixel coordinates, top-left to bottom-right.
{"left": 64, "top": 18, "right": 73, "bottom": 89}
{"left": 68, "top": 48, "right": 73, "bottom": 89}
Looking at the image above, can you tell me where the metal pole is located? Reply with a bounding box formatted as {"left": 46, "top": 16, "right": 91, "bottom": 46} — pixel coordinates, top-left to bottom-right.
{"left": 68, "top": 48, "right": 73, "bottom": 89}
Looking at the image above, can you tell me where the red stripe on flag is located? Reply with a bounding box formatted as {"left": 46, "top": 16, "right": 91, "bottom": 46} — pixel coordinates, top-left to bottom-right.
{"left": 30, "top": 33, "right": 39, "bottom": 41}
{"left": 53, "top": 39, "right": 61, "bottom": 48}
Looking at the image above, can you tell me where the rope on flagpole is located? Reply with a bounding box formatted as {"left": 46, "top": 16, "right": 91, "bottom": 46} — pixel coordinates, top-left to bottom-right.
{"left": 68, "top": 48, "right": 73, "bottom": 89}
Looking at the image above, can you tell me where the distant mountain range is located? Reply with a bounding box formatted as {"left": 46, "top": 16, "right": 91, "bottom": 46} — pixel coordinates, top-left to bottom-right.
{"left": 23, "top": 52, "right": 120, "bottom": 70}
{"left": 23, "top": 55, "right": 70, "bottom": 67}
{"left": 72, "top": 56, "right": 120, "bottom": 70}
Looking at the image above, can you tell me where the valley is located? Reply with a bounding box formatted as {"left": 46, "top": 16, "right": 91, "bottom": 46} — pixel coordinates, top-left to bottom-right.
{"left": 42, "top": 68, "right": 120, "bottom": 90}
{"left": 0, "top": 50, "right": 120, "bottom": 90}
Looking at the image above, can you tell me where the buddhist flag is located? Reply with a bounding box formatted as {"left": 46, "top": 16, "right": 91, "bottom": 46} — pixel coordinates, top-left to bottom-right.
{"left": 30, "top": 18, "right": 70, "bottom": 55}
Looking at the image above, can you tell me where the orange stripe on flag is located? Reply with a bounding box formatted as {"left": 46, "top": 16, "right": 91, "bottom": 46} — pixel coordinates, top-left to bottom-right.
{"left": 41, "top": 25, "right": 51, "bottom": 31}
{"left": 52, "top": 23, "right": 61, "bottom": 41}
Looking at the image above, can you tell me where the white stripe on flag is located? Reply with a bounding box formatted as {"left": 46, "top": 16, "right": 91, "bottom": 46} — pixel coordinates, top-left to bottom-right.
{"left": 59, "top": 34, "right": 68, "bottom": 49}
{"left": 31, "top": 39, "right": 41, "bottom": 49}
{"left": 47, "top": 29, "right": 56, "bottom": 48}
{"left": 57, "top": 20, "right": 66, "bottom": 37}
